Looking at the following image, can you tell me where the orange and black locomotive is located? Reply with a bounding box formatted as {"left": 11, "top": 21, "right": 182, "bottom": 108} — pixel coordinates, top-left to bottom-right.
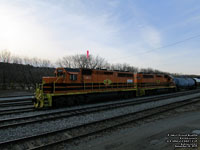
{"left": 34, "top": 68, "right": 176, "bottom": 108}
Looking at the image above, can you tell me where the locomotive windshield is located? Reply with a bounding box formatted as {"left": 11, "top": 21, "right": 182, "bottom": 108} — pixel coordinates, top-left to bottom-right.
{"left": 57, "top": 69, "right": 64, "bottom": 77}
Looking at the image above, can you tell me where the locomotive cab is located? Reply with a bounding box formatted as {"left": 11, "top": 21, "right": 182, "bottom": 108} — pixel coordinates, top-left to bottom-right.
{"left": 40, "top": 68, "right": 66, "bottom": 85}
{"left": 55, "top": 68, "right": 66, "bottom": 77}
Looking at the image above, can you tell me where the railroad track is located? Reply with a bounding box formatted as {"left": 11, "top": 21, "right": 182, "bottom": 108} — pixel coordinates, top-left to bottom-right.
{"left": 31, "top": 97, "right": 200, "bottom": 150}
{"left": 0, "top": 106, "right": 34, "bottom": 116}
{"left": 0, "top": 95, "right": 34, "bottom": 115}
{"left": 0, "top": 89, "right": 199, "bottom": 130}
{"left": 0, "top": 89, "right": 198, "bottom": 116}
{"left": 0, "top": 94, "right": 34, "bottom": 98}
{"left": 0, "top": 96, "right": 33, "bottom": 107}
{"left": 0, "top": 90, "right": 200, "bottom": 149}
{"left": 0, "top": 101, "right": 32, "bottom": 107}
{"left": 0, "top": 96, "right": 199, "bottom": 150}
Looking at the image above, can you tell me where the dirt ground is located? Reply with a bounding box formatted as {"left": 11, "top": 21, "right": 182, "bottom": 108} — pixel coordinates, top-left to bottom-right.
{"left": 68, "top": 101, "right": 200, "bottom": 150}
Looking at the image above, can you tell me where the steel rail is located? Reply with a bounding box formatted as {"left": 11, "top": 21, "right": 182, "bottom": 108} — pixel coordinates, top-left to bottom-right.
{"left": 0, "top": 97, "right": 199, "bottom": 150}
{"left": 0, "top": 106, "right": 34, "bottom": 116}
{"left": 31, "top": 98, "right": 200, "bottom": 150}
{"left": 0, "top": 90, "right": 199, "bottom": 130}
{"left": 0, "top": 94, "right": 34, "bottom": 98}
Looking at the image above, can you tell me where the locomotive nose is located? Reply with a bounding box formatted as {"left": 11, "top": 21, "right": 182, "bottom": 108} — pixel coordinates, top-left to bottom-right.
{"left": 34, "top": 85, "right": 44, "bottom": 108}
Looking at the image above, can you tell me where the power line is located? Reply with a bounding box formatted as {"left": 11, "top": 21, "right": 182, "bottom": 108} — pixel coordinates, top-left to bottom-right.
{"left": 111, "top": 33, "right": 200, "bottom": 61}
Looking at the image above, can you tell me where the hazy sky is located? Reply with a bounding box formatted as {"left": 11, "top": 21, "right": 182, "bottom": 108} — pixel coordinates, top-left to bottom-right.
{"left": 0, "top": 0, "right": 200, "bottom": 74}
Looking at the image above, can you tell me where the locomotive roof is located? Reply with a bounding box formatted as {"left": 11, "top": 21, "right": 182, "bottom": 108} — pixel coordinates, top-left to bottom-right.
{"left": 64, "top": 68, "right": 80, "bottom": 72}
{"left": 64, "top": 68, "right": 134, "bottom": 73}
{"left": 137, "top": 72, "right": 167, "bottom": 75}
{"left": 62, "top": 68, "right": 172, "bottom": 76}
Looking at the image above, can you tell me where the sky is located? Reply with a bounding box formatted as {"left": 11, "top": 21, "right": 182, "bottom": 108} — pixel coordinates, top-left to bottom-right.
{"left": 0, "top": 0, "right": 200, "bottom": 74}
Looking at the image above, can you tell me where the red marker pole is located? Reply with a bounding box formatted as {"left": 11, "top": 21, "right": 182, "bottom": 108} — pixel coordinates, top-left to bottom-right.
{"left": 87, "top": 50, "right": 89, "bottom": 59}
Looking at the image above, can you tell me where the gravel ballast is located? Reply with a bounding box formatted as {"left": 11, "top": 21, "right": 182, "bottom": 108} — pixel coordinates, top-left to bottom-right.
{"left": 0, "top": 93, "right": 200, "bottom": 143}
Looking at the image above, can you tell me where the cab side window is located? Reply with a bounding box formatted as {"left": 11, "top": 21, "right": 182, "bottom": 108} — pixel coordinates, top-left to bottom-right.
{"left": 70, "top": 74, "right": 77, "bottom": 80}
{"left": 57, "top": 69, "right": 64, "bottom": 77}
{"left": 57, "top": 72, "right": 63, "bottom": 77}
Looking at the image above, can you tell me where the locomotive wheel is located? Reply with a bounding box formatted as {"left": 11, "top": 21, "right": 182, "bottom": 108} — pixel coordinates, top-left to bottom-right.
{"left": 53, "top": 96, "right": 65, "bottom": 107}
{"left": 52, "top": 96, "right": 76, "bottom": 107}
{"left": 118, "top": 92, "right": 124, "bottom": 99}
{"left": 74, "top": 95, "right": 80, "bottom": 105}
{"left": 66, "top": 97, "right": 74, "bottom": 106}
{"left": 77, "top": 95, "right": 85, "bottom": 104}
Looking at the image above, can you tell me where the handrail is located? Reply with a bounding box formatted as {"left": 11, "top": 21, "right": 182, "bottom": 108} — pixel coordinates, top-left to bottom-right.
{"left": 53, "top": 76, "right": 62, "bottom": 93}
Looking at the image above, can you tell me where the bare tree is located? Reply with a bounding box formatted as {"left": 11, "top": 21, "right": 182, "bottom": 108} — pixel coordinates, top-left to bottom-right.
{"left": 41, "top": 59, "right": 52, "bottom": 67}
{"left": 0, "top": 50, "right": 11, "bottom": 63}
{"left": 12, "top": 55, "right": 23, "bottom": 64}
{"left": 58, "top": 54, "right": 108, "bottom": 69}
{"left": 139, "top": 67, "right": 165, "bottom": 73}
{"left": 89, "top": 55, "right": 107, "bottom": 69}
{"left": 23, "top": 57, "right": 32, "bottom": 65}
{"left": 31, "top": 57, "right": 41, "bottom": 67}
{"left": 56, "top": 58, "right": 64, "bottom": 67}
{"left": 72, "top": 54, "right": 88, "bottom": 68}
{"left": 62, "top": 56, "right": 73, "bottom": 68}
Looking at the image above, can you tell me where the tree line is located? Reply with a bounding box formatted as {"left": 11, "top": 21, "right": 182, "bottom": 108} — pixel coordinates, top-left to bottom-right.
{"left": 0, "top": 50, "right": 164, "bottom": 73}
{"left": 0, "top": 50, "right": 199, "bottom": 90}
{"left": 0, "top": 63, "right": 54, "bottom": 90}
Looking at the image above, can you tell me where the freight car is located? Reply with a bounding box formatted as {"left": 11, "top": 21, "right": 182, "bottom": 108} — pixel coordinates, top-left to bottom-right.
{"left": 34, "top": 68, "right": 176, "bottom": 108}
{"left": 172, "top": 76, "right": 196, "bottom": 90}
